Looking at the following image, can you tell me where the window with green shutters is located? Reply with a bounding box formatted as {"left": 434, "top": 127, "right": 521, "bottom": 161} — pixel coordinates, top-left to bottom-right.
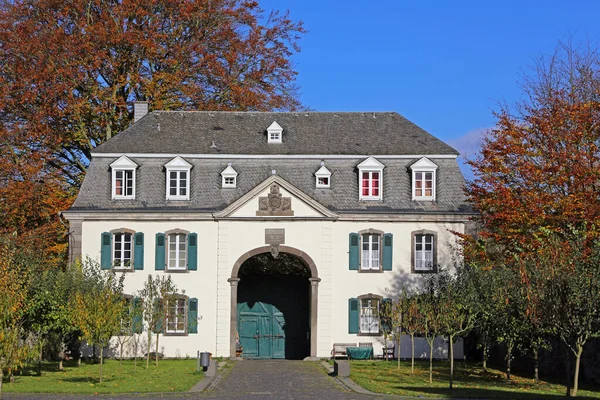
{"left": 350, "top": 294, "right": 385, "bottom": 336}
{"left": 156, "top": 231, "right": 198, "bottom": 271}
{"left": 349, "top": 231, "right": 393, "bottom": 271}
{"left": 101, "top": 230, "right": 142, "bottom": 271}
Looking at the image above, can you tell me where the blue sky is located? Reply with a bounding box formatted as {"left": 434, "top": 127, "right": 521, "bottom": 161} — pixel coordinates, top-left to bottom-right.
{"left": 259, "top": 0, "right": 600, "bottom": 175}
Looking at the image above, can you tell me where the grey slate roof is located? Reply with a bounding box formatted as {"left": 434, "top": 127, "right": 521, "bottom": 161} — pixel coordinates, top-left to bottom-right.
{"left": 71, "top": 157, "right": 469, "bottom": 214}
{"left": 71, "top": 111, "right": 470, "bottom": 214}
{"left": 92, "top": 111, "right": 459, "bottom": 156}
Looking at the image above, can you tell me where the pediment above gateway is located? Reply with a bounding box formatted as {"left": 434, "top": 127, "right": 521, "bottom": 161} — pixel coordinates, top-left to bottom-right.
{"left": 214, "top": 175, "right": 337, "bottom": 219}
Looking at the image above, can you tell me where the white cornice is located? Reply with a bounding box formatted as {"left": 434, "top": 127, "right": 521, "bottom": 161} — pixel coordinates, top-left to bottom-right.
{"left": 93, "top": 153, "right": 458, "bottom": 159}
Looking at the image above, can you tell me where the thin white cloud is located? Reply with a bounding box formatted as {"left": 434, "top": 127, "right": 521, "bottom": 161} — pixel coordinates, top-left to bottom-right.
{"left": 448, "top": 127, "right": 491, "bottom": 181}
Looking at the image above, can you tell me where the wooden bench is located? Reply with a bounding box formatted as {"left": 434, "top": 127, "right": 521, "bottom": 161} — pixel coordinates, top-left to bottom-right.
{"left": 331, "top": 342, "right": 357, "bottom": 358}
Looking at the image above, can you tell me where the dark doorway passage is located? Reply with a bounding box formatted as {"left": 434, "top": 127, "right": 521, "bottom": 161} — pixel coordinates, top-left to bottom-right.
{"left": 237, "top": 253, "right": 311, "bottom": 360}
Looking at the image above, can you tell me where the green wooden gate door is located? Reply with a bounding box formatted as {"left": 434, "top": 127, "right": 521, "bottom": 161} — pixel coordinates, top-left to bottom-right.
{"left": 238, "top": 301, "right": 281, "bottom": 359}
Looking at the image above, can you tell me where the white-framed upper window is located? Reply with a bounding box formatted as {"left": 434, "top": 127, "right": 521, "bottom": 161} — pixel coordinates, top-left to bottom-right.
{"left": 221, "top": 163, "right": 238, "bottom": 188}
{"left": 410, "top": 157, "right": 438, "bottom": 201}
{"left": 165, "top": 156, "right": 192, "bottom": 200}
{"left": 361, "top": 233, "right": 380, "bottom": 270}
{"left": 412, "top": 230, "right": 437, "bottom": 273}
{"left": 110, "top": 155, "right": 137, "bottom": 200}
{"left": 315, "top": 164, "right": 331, "bottom": 188}
{"left": 167, "top": 232, "right": 187, "bottom": 270}
{"left": 357, "top": 157, "right": 384, "bottom": 200}
{"left": 166, "top": 297, "right": 187, "bottom": 334}
{"left": 113, "top": 231, "right": 133, "bottom": 269}
{"left": 360, "top": 297, "right": 380, "bottom": 334}
{"left": 267, "top": 121, "right": 283, "bottom": 144}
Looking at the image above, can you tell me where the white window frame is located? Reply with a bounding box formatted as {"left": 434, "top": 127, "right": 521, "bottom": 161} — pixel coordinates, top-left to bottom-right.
{"left": 267, "top": 121, "right": 283, "bottom": 144}
{"left": 361, "top": 233, "right": 381, "bottom": 271}
{"left": 315, "top": 164, "right": 331, "bottom": 188}
{"left": 165, "top": 297, "right": 187, "bottom": 334}
{"left": 359, "top": 297, "right": 381, "bottom": 334}
{"left": 221, "top": 163, "right": 238, "bottom": 188}
{"left": 110, "top": 156, "right": 137, "bottom": 200}
{"left": 410, "top": 157, "right": 438, "bottom": 201}
{"left": 112, "top": 230, "right": 134, "bottom": 270}
{"left": 166, "top": 232, "right": 188, "bottom": 271}
{"left": 413, "top": 231, "right": 437, "bottom": 273}
{"left": 165, "top": 156, "right": 192, "bottom": 201}
{"left": 357, "top": 157, "right": 384, "bottom": 201}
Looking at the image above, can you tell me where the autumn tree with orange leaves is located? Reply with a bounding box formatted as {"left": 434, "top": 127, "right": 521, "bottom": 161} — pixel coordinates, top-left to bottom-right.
{"left": 0, "top": 0, "right": 305, "bottom": 263}
{"left": 466, "top": 40, "right": 600, "bottom": 397}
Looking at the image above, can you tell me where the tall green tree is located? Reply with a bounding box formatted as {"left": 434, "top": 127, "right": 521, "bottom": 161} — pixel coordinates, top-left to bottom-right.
{"left": 71, "top": 259, "right": 125, "bottom": 384}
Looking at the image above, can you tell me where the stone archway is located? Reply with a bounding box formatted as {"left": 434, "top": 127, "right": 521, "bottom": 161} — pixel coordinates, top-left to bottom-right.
{"left": 228, "top": 246, "right": 320, "bottom": 359}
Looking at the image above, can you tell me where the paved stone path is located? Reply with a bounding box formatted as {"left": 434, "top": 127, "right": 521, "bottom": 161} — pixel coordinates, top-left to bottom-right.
{"left": 203, "top": 360, "right": 379, "bottom": 399}
{"left": 3, "top": 360, "right": 382, "bottom": 399}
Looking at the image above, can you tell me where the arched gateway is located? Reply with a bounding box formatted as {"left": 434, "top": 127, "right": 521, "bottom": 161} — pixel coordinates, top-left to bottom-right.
{"left": 228, "top": 246, "right": 320, "bottom": 359}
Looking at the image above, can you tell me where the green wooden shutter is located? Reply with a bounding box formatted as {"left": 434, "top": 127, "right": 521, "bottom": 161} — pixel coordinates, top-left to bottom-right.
{"left": 382, "top": 233, "right": 393, "bottom": 271}
{"left": 187, "top": 233, "right": 198, "bottom": 271}
{"left": 134, "top": 232, "right": 144, "bottom": 270}
{"left": 349, "top": 233, "right": 359, "bottom": 270}
{"left": 101, "top": 232, "right": 112, "bottom": 270}
{"left": 155, "top": 233, "right": 166, "bottom": 270}
{"left": 188, "top": 297, "right": 198, "bottom": 334}
{"left": 348, "top": 298, "right": 359, "bottom": 334}
{"left": 381, "top": 298, "right": 392, "bottom": 334}
{"left": 132, "top": 297, "right": 143, "bottom": 334}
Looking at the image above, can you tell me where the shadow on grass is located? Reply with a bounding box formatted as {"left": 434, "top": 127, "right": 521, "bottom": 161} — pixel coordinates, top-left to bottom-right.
{"left": 393, "top": 386, "right": 599, "bottom": 400}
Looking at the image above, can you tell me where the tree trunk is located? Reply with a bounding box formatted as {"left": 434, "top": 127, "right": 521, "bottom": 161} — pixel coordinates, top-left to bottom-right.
{"left": 155, "top": 333, "right": 159, "bottom": 367}
{"left": 397, "top": 334, "right": 401, "bottom": 370}
{"left": 146, "top": 331, "right": 151, "bottom": 369}
{"left": 506, "top": 342, "right": 512, "bottom": 380}
{"left": 134, "top": 339, "right": 138, "bottom": 371}
{"left": 58, "top": 341, "right": 65, "bottom": 371}
{"left": 77, "top": 357, "right": 81, "bottom": 367}
{"left": 99, "top": 347, "right": 103, "bottom": 384}
{"left": 565, "top": 343, "right": 572, "bottom": 397}
{"left": 573, "top": 346, "right": 583, "bottom": 397}
{"left": 38, "top": 343, "right": 43, "bottom": 376}
{"left": 533, "top": 347, "right": 539, "bottom": 384}
{"left": 119, "top": 342, "right": 123, "bottom": 370}
{"left": 0, "top": 368, "right": 4, "bottom": 400}
{"left": 449, "top": 335, "right": 455, "bottom": 389}
{"left": 429, "top": 341, "right": 434, "bottom": 384}
{"left": 411, "top": 333, "right": 415, "bottom": 376}
{"left": 483, "top": 341, "right": 487, "bottom": 372}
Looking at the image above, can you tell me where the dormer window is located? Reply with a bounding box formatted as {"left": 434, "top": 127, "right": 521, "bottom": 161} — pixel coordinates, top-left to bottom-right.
{"left": 315, "top": 163, "right": 331, "bottom": 188}
{"left": 410, "top": 157, "right": 438, "bottom": 201}
{"left": 357, "top": 157, "right": 385, "bottom": 201}
{"left": 164, "top": 156, "right": 192, "bottom": 201}
{"left": 221, "top": 163, "right": 238, "bottom": 188}
{"left": 110, "top": 155, "right": 138, "bottom": 200}
{"left": 267, "top": 121, "right": 283, "bottom": 143}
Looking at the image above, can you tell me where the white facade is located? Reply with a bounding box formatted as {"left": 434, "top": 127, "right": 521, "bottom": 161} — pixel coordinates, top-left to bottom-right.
{"left": 72, "top": 177, "right": 466, "bottom": 359}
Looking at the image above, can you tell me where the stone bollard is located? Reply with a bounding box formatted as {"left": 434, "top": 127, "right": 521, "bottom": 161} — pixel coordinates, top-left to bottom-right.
{"left": 333, "top": 360, "right": 350, "bottom": 377}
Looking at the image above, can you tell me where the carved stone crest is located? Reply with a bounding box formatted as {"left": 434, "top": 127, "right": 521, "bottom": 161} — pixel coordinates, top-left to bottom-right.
{"left": 256, "top": 184, "right": 294, "bottom": 216}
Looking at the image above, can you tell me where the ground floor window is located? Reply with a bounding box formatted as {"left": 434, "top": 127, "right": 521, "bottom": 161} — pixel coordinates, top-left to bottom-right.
{"left": 166, "top": 298, "right": 187, "bottom": 334}
{"left": 360, "top": 298, "right": 380, "bottom": 334}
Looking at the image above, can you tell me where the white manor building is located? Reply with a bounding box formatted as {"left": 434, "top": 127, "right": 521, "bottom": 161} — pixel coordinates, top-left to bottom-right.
{"left": 63, "top": 104, "right": 473, "bottom": 360}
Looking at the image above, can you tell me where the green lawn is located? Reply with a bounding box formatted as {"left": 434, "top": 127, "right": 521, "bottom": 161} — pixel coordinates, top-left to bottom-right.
{"left": 3, "top": 359, "right": 204, "bottom": 394}
{"left": 345, "top": 359, "right": 600, "bottom": 399}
